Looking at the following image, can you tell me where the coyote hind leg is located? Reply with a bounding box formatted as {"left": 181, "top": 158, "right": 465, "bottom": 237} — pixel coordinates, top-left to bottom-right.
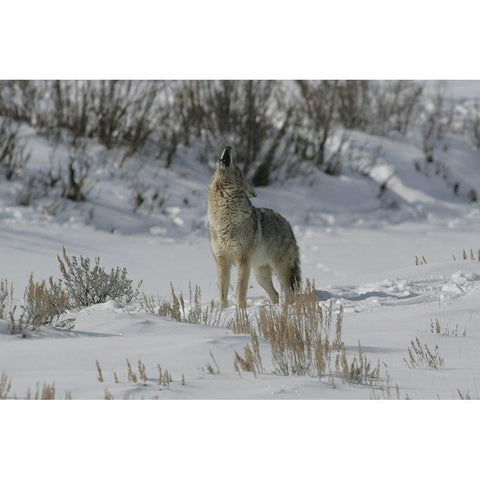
{"left": 254, "top": 265, "right": 279, "bottom": 304}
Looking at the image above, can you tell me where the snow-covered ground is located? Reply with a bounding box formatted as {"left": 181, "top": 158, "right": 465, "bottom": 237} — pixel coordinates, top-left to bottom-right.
{"left": 1, "top": 82, "right": 480, "bottom": 399}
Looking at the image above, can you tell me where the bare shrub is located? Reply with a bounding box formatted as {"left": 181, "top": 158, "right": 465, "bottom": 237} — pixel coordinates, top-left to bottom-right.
{"left": 420, "top": 89, "right": 453, "bottom": 164}
{"left": 0, "top": 80, "right": 40, "bottom": 123}
{"left": 337, "top": 80, "right": 372, "bottom": 130}
{"left": 57, "top": 247, "right": 142, "bottom": 307}
{"left": 159, "top": 80, "right": 291, "bottom": 186}
{"left": 467, "top": 102, "right": 480, "bottom": 149}
{"left": 0, "top": 117, "right": 30, "bottom": 180}
{"left": 293, "top": 80, "right": 338, "bottom": 171}
{"left": 60, "top": 144, "right": 91, "bottom": 202}
{"left": 347, "top": 142, "right": 384, "bottom": 177}
{"left": 370, "top": 80, "right": 424, "bottom": 136}
{"left": 132, "top": 182, "right": 169, "bottom": 214}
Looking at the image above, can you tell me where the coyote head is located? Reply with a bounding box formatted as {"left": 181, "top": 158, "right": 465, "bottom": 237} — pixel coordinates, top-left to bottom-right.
{"left": 216, "top": 146, "right": 257, "bottom": 198}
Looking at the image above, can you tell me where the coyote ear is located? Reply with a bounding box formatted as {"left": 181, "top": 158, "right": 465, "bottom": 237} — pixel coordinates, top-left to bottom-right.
{"left": 245, "top": 182, "right": 257, "bottom": 198}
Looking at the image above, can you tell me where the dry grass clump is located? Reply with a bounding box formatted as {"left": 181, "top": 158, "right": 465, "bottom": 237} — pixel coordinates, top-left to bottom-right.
{"left": 337, "top": 342, "right": 381, "bottom": 386}
{"left": 369, "top": 369, "right": 403, "bottom": 400}
{"left": 415, "top": 255, "right": 428, "bottom": 266}
{"left": 22, "top": 274, "right": 71, "bottom": 330}
{"left": 430, "top": 318, "right": 466, "bottom": 337}
{"left": 96, "top": 360, "right": 104, "bottom": 382}
{"left": 404, "top": 337, "right": 445, "bottom": 370}
{"left": 227, "top": 309, "right": 254, "bottom": 335}
{"left": 234, "top": 331, "right": 263, "bottom": 378}
{"left": 25, "top": 382, "right": 56, "bottom": 400}
{"left": 0, "top": 279, "right": 21, "bottom": 334}
{"left": 157, "top": 364, "right": 172, "bottom": 387}
{"left": 203, "top": 351, "right": 221, "bottom": 375}
{"left": 0, "top": 279, "right": 14, "bottom": 319}
{"left": 126, "top": 359, "right": 138, "bottom": 383}
{"left": 255, "top": 281, "right": 343, "bottom": 377}
{"left": 2, "top": 275, "right": 72, "bottom": 335}
{"left": 141, "top": 282, "right": 223, "bottom": 327}
{"left": 457, "top": 389, "right": 478, "bottom": 400}
{"left": 233, "top": 280, "right": 387, "bottom": 389}
{"left": 0, "top": 371, "right": 12, "bottom": 399}
{"left": 453, "top": 248, "right": 480, "bottom": 262}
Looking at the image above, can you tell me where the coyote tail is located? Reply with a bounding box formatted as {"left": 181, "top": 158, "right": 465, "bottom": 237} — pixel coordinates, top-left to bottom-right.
{"left": 290, "top": 257, "right": 301, "bottom": 292}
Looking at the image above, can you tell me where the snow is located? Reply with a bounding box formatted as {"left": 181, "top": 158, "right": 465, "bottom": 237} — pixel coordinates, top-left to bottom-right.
{"left": 2, "top": 82, "right": 480, "bottom": 400}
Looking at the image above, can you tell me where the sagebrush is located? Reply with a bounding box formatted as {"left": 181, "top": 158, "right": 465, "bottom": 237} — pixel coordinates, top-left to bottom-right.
{"left": 58, "top": 246, "right": 142, "bottom": 307}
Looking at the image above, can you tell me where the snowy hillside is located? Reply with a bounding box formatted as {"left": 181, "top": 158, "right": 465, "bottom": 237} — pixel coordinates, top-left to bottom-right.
{"left": 1, "top": 80, "right": 480, "bottom": 399}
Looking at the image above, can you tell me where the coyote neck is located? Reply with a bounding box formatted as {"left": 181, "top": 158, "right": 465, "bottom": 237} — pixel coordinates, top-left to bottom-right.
{"left": 207, "top": 176, "right": 257, "bottom": 249}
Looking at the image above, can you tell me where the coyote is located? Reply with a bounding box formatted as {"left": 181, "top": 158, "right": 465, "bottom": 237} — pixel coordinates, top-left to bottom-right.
{"left": 207, "top": 146, "right": 301, "bottom": 309}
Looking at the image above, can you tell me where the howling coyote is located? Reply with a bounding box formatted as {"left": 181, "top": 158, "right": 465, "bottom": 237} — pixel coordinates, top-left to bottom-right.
{"left": 207, "top": 146, "right": 301, "bottom": 309}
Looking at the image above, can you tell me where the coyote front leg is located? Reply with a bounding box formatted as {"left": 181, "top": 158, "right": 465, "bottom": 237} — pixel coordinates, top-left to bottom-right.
{"left": 216, "top": 257, "right": 231, "bottom": 308}
{"left": 236, "top": 259, "right": 250, "bottom": 310}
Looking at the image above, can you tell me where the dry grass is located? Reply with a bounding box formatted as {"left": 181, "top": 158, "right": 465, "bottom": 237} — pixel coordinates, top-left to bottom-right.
{"left": 415, "top": 255, "right": 428, "bottom": 266}
{"left": 234, "top": 330, "right": 263, "bottom": 378}
{"left": 22, "top": 274, "right": 71, "bottom": 331}
{"left": 2, "top": 274, "right": 73, "bottom": 335}
{"left": 157, "top": 364, "right": 172, "bottom": 387}
{"left": 126, "top": 359, "right": 138, "bottom": 383}
{"left": 404, "top": 337, "right": 445, "bottom": 370}
{"left": 337, "top": 341, "right": 381, "bottom": 386}
{"left": 141, "top": 282, "right": 223, "bottom": 327}
{"left": 0, "top": 371, "right": 12, "bottom": 399}
{"left": 0, "top": 279, "right": 14, "bottom": 320}
{"left": 231, "top": 280, "right": 385, "bottom": 388}
{"left": 138, "top": 360, "right": 148, "bottom": 384}
{"left": 252, "top": 281, "right": 344, "bottom": 377}
{"left": 430, "top": 318, "right": 466, "bottom": 337}
{"left": 203, "top": 351, "right": 221, "bottom": 375}
{"left": 453, "top": 248, "right": 480, "bottom": 262}
{"left": 96, "top": 360, "right": 104, "bottom": 382}
{"left": 25, "top": 382, "right": 56, "bottom": 400}
{"left": 456, "top": 389, "right": 478, "bottom": 400}
{"left": 368, "top": 368, "right": 410, "bottom": 400}
{"left": 226, "top": 309, "right": 254, "bottom": 334}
